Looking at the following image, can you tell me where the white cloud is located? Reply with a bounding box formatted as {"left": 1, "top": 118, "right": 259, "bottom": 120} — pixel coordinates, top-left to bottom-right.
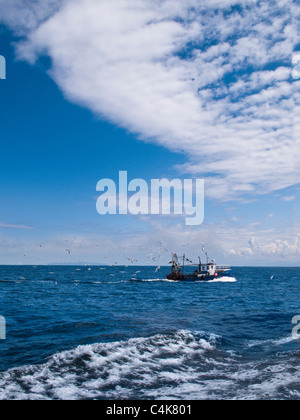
{"left": 0, "top": 0, "right": 63, "bottom": 33}
{"left": 244, "top": 235, "right": 300, "bottom": 260}
{"left": 0, "top": 221, "right": 33, "bottom": 230}
{"left": 282, "top": 195, "right": 296, "bottom": 201}
{"left": 0, "top": 213, "right": 299, "bottom": 265}
{"left": 1, "top": 0, "right": 300, "bottom": 200}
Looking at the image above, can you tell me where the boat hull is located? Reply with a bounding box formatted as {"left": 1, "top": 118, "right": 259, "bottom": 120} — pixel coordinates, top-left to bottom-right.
{"left": 166, "top": 271, "right": 229, "bottom": 281}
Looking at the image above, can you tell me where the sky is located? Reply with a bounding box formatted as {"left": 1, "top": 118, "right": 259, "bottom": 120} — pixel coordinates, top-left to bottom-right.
{"left": 0, "top": 0, "right": 299, "bottom": 266}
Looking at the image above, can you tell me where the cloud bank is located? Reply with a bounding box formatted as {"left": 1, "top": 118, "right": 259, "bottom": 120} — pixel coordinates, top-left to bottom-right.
{"left": 1, "top": 0, "right": 300, "bottom": 200}
{"left": 1, "top": 215, "right": 300, "bottom": 265}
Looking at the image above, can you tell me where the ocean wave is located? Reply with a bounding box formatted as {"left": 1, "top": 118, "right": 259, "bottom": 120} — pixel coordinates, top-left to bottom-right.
{"left": 245, "top": 335, "right": 296, "bottom": 349}
{"left": 0, "top": 330, "right": 299, "bottom": 400}
{"left": 0, "top": 330, "right": 221, "bottom": 400}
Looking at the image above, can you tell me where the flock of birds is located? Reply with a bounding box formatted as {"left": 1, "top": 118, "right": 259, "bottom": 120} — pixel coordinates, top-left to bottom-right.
{"left": 11, "top": 241, "right": 276, "bottom": 282}
{"left": 10, "top": 239, "right": 194, "bottom": 273}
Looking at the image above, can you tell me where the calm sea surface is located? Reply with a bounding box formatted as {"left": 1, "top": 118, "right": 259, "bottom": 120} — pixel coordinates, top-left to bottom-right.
{"left": 0, "top": 265, "right": 299, "bottom": 400}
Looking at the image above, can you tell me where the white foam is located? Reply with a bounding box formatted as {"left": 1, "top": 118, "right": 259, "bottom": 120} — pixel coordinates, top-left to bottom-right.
{"left": 246, "top": 335, "right": 296, "bottom": 349}
{"left": 139, "top": 278, "right": 176, "bottom": 282}
{"left": 206, "top": 276, "right": 237, "bottom": 283}
{"left": 0, "top": 330, "right": 218, "bottom": 400}
{"left": 0, "top": 330, "right": 298, "bottom": 400}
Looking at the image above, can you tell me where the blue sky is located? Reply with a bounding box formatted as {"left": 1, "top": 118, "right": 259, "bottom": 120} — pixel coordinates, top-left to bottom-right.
{"left": 0, "top": 0, "right": 299, "bottom": 266}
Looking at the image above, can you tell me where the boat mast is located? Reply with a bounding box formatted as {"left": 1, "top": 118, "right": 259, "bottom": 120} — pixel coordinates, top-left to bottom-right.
{"left": 198, "top": 256, "right": 201, "bottom": 271}
{"left": 201, "top": 245, "right": 209, "bottom": 264}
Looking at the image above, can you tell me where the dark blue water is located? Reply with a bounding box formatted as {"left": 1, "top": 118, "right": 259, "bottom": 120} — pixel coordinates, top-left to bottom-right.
{"left": 0, "top": 265, "right": 299, "bottom": 400}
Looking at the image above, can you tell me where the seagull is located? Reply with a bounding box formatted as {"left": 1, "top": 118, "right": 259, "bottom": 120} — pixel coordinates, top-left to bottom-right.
{"left": 127, "top": 258, "right": 137, "bottom": 263}
{"left": 66, "top": 249, "right": 71, "bottom": 255}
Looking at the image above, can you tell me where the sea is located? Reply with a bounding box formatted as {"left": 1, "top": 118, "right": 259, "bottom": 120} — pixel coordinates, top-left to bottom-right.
{"left": 0, "top": 265, "right": 299, "bottom": 400}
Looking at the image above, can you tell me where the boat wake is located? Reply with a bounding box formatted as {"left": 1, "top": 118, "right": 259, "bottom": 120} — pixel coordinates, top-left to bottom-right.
{"left": 133, "top": 277, "right": 237, "bottom": 283}
{"left": 0, "top": 329, "right": 298, "bottom": 400}
{"left": 134, "top": 278, "right": 177, "bottom": 282}
{"left": 206, "top": 276, "right": 237, "bottom": 283}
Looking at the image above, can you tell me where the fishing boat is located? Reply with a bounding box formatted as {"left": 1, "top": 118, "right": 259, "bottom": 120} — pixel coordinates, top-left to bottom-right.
{"left": 166, "top": 249, "right": 231, "bottom": 281}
